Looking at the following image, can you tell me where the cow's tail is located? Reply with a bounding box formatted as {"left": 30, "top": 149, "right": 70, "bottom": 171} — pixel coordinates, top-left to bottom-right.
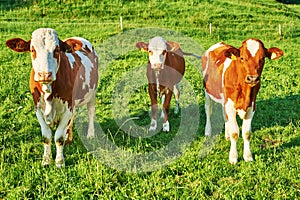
{"left": 183, "top": 52, "right": 202, "bottom": 59}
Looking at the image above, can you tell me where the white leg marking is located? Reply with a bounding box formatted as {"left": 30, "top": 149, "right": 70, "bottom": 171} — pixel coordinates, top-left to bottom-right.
{"left": 173, "top": 83, "right": 180, "bottom": 114}
{"left": 149, "top": 118, "right": 157, "bottom": 131}
{"left": 160, "top": 95, "right": 165, "bottom": 119}
{"left": 225, "top": 98, "right": 239, "bottom": 164}
{"left": 54, "top": 109, "right": 72, "bottom": 167}
{"left": 163, "top": 120, "right": 170, "bottom": 132}
{"left": 36, "top": 109, "right": 52, "bottom": 166}
{"left": 42, "top": 142, "right": 52, "bottom": 166}
{"left": 204, "top": 92, "right": 213, "bottom": 137}
{"left": 87, "top": 100, "right": 96, "bottom": 138}
{"left": 242, "top": 106, "right": 255, "bottom": 162}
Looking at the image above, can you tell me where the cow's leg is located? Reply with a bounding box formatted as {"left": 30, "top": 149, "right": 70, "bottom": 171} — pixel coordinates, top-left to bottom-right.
{"left": 242, "top": 106, "right": 254, "bottom": 162}
{"left": 36, "top": 109, "right": 52, "bottom": 166}
{"left": 65, "top": 113, "right": 74, "bottom": 145}
{"left": 225, "top": 99, "right": 239, "bottom": 164}
{"left": 204, "top": 92, "right": 213, "bottom": 136}
{"left": 149, "top": 84, "right": 158, "bottom": 131}
{"left": 160, "top": 94, "right": 165, "bottom": 119}
{"left": 87, "top": 97, "right": 96, "bottom": 138}
{"left": 162, "top": 90, "right": 172, "bottom": 132}
{"left": 54, "top": 109, "right": 72, "bottom": 167}
{"left": 173, "top": 83, "right": 180, "bottom": 114}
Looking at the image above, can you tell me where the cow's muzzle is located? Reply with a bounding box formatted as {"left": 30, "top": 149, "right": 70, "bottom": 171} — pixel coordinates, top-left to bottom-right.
{"left": 152, "top": 63, "right": 163, "bottom": 71}
{"left": 245, "top": 75, "right": 260, "bottom": 86}
{"left": 36, "top": 72, "right": 53, "bottom": 83}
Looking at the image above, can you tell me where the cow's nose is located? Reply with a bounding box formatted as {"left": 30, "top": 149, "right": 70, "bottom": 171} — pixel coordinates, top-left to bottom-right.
{"left": 153, "top": 63, "right": 162, "bottom": 70}
{"left": 245, "top": 75, "right": 260, "bottom": 86}
{"left": 37, "top": 72, "right": 53, "bottom": 83}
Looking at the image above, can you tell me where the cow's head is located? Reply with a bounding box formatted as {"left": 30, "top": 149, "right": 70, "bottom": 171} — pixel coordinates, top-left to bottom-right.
{"left": 136, "top": 36, "right": 180, "bottom": 71}
{"left": 6, "top": 28, "right": 81, "bottom": 86}
{"left": 224, "top": 38, "right": 283, "bottom": 87}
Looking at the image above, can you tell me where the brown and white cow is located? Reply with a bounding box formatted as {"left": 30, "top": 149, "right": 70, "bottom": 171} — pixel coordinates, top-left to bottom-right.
{"left": 202, "top": 38, "right": 283, "bottom": 164}
{"left": 136, "top": 36, "right": 185, "bottom": 132}
{"left": 6, "top": 28, "right": 98, "bottom": 167}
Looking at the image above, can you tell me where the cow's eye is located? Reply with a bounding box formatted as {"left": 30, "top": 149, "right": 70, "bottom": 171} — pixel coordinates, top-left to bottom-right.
{"left": 240, "top": 57, "right": 244, "bottom": 62}
{"left": 162, "top": 50, "right": 167, "bottom": 55}
{"left": 148, "top": 50, "right": 153, "bottom": 56}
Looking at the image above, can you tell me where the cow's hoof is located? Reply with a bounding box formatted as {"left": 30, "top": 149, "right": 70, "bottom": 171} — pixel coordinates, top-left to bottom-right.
{"left": 243, "top": 152, "right": 253, "bottom": 162}
{"left": 55, "top": 159, "right": 65, "bottom": 168}
{"left": 163, "top": 121, "right": 170, "bottom": 132}
{"left": 229, "top": 151, "right": 238, "bottom": 164}
{"left": 149, "top": 119, "right": 157, "bottom": 131}
{"left": 42, "top": 155, "right": 52, "bottom": 166}
{"left": 87, "top": 133, "right": 95, "bottom": 139}
{"left": 149, "top": 126, "right": 157, "bottom": 131}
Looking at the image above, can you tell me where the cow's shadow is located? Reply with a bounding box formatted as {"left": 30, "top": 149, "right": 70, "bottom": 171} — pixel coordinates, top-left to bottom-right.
{"left": 70, "top": 94, "right": 299, "bottom": 167}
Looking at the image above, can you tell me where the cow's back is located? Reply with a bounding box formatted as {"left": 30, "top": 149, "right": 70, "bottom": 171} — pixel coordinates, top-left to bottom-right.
{"left": 202, "top": 43, "right": 234, "bottom": 103}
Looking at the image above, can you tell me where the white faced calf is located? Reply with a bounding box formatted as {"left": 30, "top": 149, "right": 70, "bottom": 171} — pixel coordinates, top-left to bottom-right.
{"left": 136, "top": 36, "right": 185, "bottom": 132}
{"left": 6, "top": 28, "right": 98, "bottom": 167}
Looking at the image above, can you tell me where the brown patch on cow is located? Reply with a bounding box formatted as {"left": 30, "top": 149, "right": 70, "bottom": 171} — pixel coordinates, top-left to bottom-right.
{"left": 244, "top": 131, "right": 251, "bottom": 141}
{"left": 29, "top": 68, "right": 42, "bottom": 107}
{"left": 231, "top": 133, "right": 239, "bottom": 141}
{"left": 64, "top": 38, "right": 83, "bottom": 52}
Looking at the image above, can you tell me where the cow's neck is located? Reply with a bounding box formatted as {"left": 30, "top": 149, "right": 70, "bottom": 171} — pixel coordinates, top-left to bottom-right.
{"left": 42, "top": 84, "right": 55, "bottom": 124}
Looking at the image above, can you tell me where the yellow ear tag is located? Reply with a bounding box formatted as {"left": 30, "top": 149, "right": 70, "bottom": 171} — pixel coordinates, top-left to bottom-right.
{"left": 271, "top": 52, "right": 277, "bottom": 60}
{"left": 231, "top": 54, "right": 237, "bottom": 60}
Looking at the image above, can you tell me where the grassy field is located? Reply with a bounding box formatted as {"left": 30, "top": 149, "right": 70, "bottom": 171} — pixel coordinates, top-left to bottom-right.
{"left": 0, "top": 0, "right": 300, "bottom": 199}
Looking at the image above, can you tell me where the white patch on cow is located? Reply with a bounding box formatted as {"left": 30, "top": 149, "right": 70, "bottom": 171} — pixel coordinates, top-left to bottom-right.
{"left": 225, "top": 98, "right": 239, "bottom": 164}
{"left": 246, "top": 39, "right": 260, "bottom": 57}
{"left": 203, "top": 42, "right": 225, "bottom": 75}
{"left": 207, "top": 92, "right": 224, "bottom": 105}
{"left": 31, "top": 28, "right": 59, "bottom": 81}
{"left": 76, "top": 51, "right": 94, "bottom": 89}
{"left": 149, "top": 118, "right": 157, "bottom": 131}
{"left": 206, "top": 42, "right": 224, "bottom": 54}
{"left": 163, "top": 121, "right": 170, "bottom": 132}
{"left": 66, "top": 53, "right": 76, "bottom": 69}
{"left": 242, "top": 104, "right": 254, "bottom": 162}
{"left": 222, "top": 57, "right": 232, "bottom": 88}
{"left": 237, "top": 109, "right": 247, "bottom": 119}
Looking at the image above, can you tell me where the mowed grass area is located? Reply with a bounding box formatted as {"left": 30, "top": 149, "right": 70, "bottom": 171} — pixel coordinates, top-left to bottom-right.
{"left": 0, "top": 0, "right": 299, "bottom": 199}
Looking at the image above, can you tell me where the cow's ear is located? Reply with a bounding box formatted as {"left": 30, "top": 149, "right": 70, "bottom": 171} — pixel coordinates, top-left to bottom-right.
{"left": 6, "top": 38, "right": 31, "bottom": 52}
{"left": 267, "top": 47, "right": 283, "bottom": 60}
{"left": 167, "top": 41, "right": 180, "bottom": 52}
{"left": 224, "top": 47, "right": 240, "bottom": 60}
{"left": 60, "top": 39, "right": 83, "bottom": 53}
{"left": 136, "top": 42, "right": 149, "bottom": 52}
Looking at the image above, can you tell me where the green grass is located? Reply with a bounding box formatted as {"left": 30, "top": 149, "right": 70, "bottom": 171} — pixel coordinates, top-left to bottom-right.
{"left": 0, "top": 0, "right": 299, "bottom": 199}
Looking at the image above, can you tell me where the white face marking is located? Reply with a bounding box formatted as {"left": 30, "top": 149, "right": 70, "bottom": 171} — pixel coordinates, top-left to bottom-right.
{"left": 31, "top": 28, "right": 59, "bottom": 81}
{"left": 148, "top": 36, "right": 167, "bottom": 69}
{"left": 246, "top": 39, "right": 260, "bottom": 57}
